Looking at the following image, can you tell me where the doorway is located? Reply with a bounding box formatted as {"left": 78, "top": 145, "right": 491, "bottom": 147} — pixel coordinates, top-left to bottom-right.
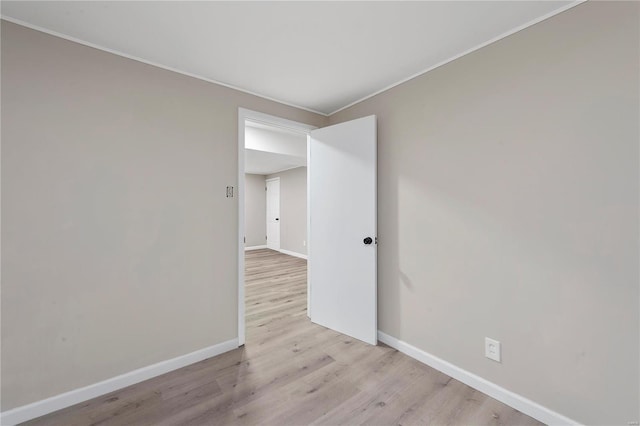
{"left": 237, "top": 109, "right": 378, "bottom": 347}
{"left": 237, "top": 108, "right": 316, "bottom": 345}
{"left": 265, "top": 178, "right": 280, "bottom": 250}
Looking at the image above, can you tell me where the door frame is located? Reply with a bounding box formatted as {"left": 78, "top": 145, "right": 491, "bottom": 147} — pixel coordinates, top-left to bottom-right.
{"left": 237, "top": 108, "right": 316, "bottom": 346}
{"left": 265, "top": 177, "right": 281, "bottom": 250}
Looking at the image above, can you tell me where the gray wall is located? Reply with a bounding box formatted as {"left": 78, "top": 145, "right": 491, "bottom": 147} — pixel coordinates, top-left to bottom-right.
{"left": 267, "top": 167, "right": 307, "bottom": 256}
{"left": 0, "top": 21, "right": 326, "bottom": 410}
{"left": 244, "top": 173, "right": 266, "bottom": 247}
{"left": 330, "top": 2, "right": 639, "bottom": 425}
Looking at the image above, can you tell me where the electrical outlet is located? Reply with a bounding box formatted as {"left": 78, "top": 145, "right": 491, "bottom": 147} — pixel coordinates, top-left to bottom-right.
{"left": 303, "top": 240, "right": 306, "bottom": 246}
{"left": 485, "top": 337, "right": 501, "bottom": 362}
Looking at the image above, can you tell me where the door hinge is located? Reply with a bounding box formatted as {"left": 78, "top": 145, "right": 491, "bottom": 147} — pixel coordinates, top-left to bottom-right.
{"left": 244, "top": 237, "right": 246, "bottom": 243}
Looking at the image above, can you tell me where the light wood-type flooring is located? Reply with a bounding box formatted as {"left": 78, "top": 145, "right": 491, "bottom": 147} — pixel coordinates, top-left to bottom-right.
{"left": 24, "top": 249, "right": 542, "bottom": 425}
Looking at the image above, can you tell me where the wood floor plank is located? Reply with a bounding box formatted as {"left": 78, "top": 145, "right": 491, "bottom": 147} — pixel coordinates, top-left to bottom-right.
{"left": 23, "top": 249, "right": 543, "bottom": 426}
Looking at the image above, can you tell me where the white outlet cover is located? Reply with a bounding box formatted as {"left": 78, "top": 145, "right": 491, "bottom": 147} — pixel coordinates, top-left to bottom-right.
{"left": 485, "top": 337, "right": 501, "bottom": 362}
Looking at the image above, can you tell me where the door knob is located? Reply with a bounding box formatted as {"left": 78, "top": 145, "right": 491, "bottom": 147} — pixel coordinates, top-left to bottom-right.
{"left": 363, "top": 237, "right": 373, "bottom": 245}
{"left": 275, "top": 218, "right": 279, "bottom": 221}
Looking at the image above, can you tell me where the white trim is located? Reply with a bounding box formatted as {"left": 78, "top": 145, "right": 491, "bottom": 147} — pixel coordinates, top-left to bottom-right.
{"left": 240, "top": 109, "right": 317, "bottom": 134}
{"left": 244, "top": 245, "right": 267, "bottom": 251}
{"left": 278, "top": 249, "right": 308, "bottom": 260}
{"left": 306, "top": 135, "right": 312, "bottom": 318}
{"left": 238, "top": 108, "right": 316, "bottom": 347}
{"left": 0, "top": 16, "right": 327, "bottom": 117}
{"left": 0, "top": 339, "right": 239, "bottom": 426}
{"left": 238, "top": 111, "right": 246, "bottom": 346}
{"left": 377, "top": 331, "right": 581, "bottom": 426}
{"left": 329, "top": 0, "right": 586, "bottom": 115}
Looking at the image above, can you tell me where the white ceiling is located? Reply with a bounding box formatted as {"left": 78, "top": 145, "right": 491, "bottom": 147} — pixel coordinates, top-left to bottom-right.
{"left": 245, "top": 149, "right": 306, "bottom": 175}
{"left": 245, "top": 122, "right": 307, "bottom": 175}
{"left": 1, "top": 1, "right": 577, "bottom": 115}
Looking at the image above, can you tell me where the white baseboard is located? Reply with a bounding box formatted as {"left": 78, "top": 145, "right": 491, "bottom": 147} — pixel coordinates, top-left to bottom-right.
{"left": 0, "top": 338, "right": 239, "bottom": 426}
{"left": 245, "top": 245, "right": 267, "bottom": 251}
{"left": 377, "top": 331, "right": 580, "bottom": 426}
{"left": 278, "top": 249, "right": 308, "bottom": 260}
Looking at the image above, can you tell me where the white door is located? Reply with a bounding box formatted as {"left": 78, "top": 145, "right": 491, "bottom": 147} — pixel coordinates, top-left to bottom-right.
{"left": 266, "top": 178, "right": 280, "bottom": 250}
{"left": 309, "top": 115, "right": 377, "bottom": 345}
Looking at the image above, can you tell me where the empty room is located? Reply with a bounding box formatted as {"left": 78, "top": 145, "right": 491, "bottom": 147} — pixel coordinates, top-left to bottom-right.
{"left": 1, "top": 1, "right": 638, "bottom": 426}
